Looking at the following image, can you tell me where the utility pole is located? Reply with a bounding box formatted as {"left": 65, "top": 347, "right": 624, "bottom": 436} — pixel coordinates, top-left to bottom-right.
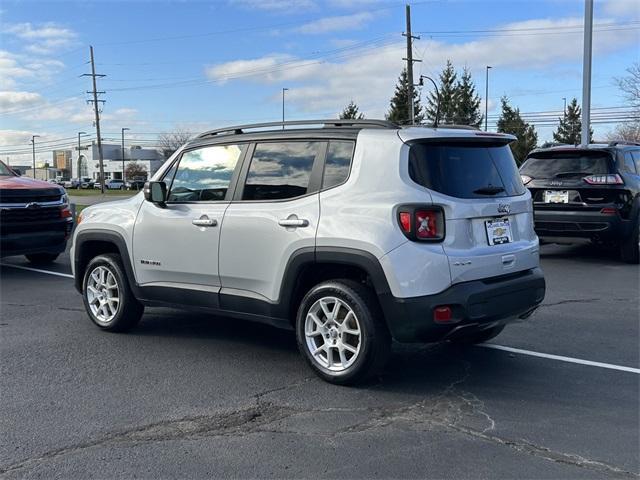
{"left": 31, "top": 135, "right": 39, "bottom": 178}
{"left": 77, "top": 131, "right": 86, "bottom": 178}
{"left": 562, "top": 97, "right": 567, "bottom": 118}
{"left": 83, "top": 46, "right": 106, "bottom": 193}
{"left": 121, "top": 127, "right": 130, "bottom": 182}
{"left": 581, "top": 0, "right": 593, "bottom": 146}
{"left": 485, "top": 66, "right": 492, "bottom": 131}
{"left": 403, "top": 4, "right": 420, "bottom": 125}
{"left": 282, "top": 88, "right": 288, "bottom": 129}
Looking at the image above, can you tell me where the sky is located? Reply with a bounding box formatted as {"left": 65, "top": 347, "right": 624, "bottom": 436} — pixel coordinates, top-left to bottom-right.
{"left": 0, "top": 0, "right": 639, "bottom": 166}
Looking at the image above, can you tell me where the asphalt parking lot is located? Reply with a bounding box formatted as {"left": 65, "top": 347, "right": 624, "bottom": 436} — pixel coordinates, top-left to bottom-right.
{"left": 1, "top": 244, "right": 638, "bottom": 479}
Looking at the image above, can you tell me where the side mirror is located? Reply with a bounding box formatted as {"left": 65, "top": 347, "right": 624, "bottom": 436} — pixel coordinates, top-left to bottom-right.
{"left": 144, "top": 181, "right": 167, "bottom": 207}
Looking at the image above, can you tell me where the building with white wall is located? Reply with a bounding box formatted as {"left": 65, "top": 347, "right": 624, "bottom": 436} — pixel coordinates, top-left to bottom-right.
{"left": 72, "top": 142, "right": 166, "bottom": 181}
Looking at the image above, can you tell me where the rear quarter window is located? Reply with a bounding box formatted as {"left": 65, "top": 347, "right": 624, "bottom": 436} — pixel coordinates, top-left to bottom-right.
{"left": 408, "top": 142, "right": 525, "bottom": 199}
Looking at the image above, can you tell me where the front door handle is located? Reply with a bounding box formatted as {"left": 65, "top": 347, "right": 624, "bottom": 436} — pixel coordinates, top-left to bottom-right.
{"left": 192, "top": 215, "right": 217, "bottom": 227}
{"left": 278, "top": 217, "right": 309, "bottom": 228}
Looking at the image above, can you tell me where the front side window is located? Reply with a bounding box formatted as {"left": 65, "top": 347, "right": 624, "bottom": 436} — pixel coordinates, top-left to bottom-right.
{"left": 167, "top": 144, "right": 245, "bottom": 202}
{"left": 323, "top": 141, "right": 354, "bottom": 189}
{"left": 242, "top": 141, "right": 321, "bottom": 201}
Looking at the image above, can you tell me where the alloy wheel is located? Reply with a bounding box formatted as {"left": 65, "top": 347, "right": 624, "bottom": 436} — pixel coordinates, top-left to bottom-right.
{"left": 86, "top": 265, "right": 120, "bottom": 324}
{"left": 304, "top": 296, "right": 362, "bottom": 372}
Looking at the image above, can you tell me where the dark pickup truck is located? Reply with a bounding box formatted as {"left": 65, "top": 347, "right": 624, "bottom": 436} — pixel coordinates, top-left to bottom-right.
{"left": 0, "top": 161, "right": 74, "bottom": 264}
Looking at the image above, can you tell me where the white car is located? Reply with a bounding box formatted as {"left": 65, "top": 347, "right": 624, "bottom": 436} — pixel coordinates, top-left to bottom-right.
{"left": 71, "top": 120, "right": 545, "bottom": 384}
{"left": 103, "top": 179, "right": 125, "bottom": 190}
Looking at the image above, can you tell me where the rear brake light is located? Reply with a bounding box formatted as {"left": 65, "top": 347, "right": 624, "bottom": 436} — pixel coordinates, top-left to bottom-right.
{"left": 520, "top": 174, "right": 532, "bottom": 185}
{"left": 583, "top": 174, "right": 624, "bottom": 185}
{"left": 397, "top": 205, "right": 445, "bottom": 242}
{"left": 434, "top": 306, "right": 453, "bottom": 323}
{"left": 600, "top": 207, "right": 617, "bottom": 215}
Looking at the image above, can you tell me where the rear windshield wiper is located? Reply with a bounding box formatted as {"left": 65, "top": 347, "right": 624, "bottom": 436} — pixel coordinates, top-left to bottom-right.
{"left": 553, "top": 171, "right": 593, "bottom": 178}
{"left": 473, "top": 186, "right": 505, "bottom": 195}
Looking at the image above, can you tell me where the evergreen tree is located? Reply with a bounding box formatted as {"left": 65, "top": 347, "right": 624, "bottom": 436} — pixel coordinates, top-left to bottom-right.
{"left": 424, "top": 60, "right": 457, "bottom": 125}
{"left": 496, "top": 96, "right": 538, "bottom": 165}
{"left": 453, "top": 67, "right": 483, "bottom": 127}
{"left": 339, "top": 100, "right": 364, "bottom": 119}
{"left": 386, "top": 68, "right": 424, "bottom": 124}
{"left": 553, "top": 98, "right": 592, "bottom": 144}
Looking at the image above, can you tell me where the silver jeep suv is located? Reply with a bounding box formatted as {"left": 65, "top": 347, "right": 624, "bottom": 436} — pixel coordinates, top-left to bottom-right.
{"left": 72, "top": 120, "right": 545, "bottom": 384}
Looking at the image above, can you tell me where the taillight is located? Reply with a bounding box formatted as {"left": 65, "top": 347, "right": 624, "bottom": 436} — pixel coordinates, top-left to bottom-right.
{"left": 600, "top": 207, "right": 617, "bottom": 215}
{"left": 397, "top": 205, "right": 445, "bottom": 242}
{"left": 583, "top": 174, "right": 624, "bottom": 185}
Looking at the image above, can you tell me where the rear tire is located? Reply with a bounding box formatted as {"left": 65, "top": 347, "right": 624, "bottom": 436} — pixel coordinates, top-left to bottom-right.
{"left": 25, "top": 253, "right": 59, "bottom": 265}
{"left": 620, "top": 216, "right": 639, "bottom": 264}
{"left": 449, "top": 325, "right": 505, "bottom": 345}
{"left": 296, "top": 279, "right": 390, "bottom": 385}
{"left": 82, "top": 254, "right": 143, "bottom": 332}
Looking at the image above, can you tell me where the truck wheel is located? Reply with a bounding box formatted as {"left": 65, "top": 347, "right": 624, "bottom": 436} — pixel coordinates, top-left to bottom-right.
{"left": 620, "top": 216, "right": 639, "bottom": 264}
{"left": 450, "top": 325, "right": 505, "bottom": 346}
{"left": 296, "top": 279, "right": 390, "bottom": 385}
{"left": 82, "top": 254, "right": 143, "bottom": 332}
{"left": 25, "top": 253, "right": 59, "bottom": 265}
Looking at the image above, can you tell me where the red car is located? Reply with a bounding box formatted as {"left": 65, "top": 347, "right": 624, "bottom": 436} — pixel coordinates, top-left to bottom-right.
{"left": 0, "top": 161, "right": 74, "bottom": 264}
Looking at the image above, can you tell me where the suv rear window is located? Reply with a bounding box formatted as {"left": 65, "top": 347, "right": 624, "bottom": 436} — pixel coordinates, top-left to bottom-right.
{"left": 408, "top": 142, "right": 525, "bottom": 199}
{"left": 520, "top": 152, "right": 613, "bottom": 179}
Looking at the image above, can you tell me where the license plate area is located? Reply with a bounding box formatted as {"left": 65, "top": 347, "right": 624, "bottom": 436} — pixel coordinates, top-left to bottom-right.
{"left": 544, "top": 190, "right": 569, "bottom": 203}
{"left": 485, "top": 218, "right": 513, "bottom": 246}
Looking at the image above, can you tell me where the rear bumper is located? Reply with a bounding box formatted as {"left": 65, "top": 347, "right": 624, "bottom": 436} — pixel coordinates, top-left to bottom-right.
{"left": 380, "top": 267, "right": 545, "bottom": 343}
{"left": 1, "top": 220, "right": 72, "bottom": 258}
{"left": 533, "top": 208, "right": 630, "bottom": 240}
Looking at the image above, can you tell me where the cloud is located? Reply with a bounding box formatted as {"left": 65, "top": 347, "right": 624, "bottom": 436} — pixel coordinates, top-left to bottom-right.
{"left": 4, "top": 22, "right": 78, "bottom": 55}
{"left": 0, "top": 91, "right": 43, "bottom": 112}
{"left": 204, "top": 15, "right": 639, "bottom": 116}
{"left": 230, "top": 0, "right": 317, "bottom": 12}
{"left": 603, "top": 0, "right": 640, "bottom": 18}
{"left": 294, "top": 12, "right": 375, "bottom": 34}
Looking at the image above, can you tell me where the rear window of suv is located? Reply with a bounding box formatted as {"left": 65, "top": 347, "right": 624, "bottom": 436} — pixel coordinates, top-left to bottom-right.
{"left": 520, "top": 151, "right": 613, "bottom": 179}
{"left": 408, "top": 142, "right": 525, "bottom": 199}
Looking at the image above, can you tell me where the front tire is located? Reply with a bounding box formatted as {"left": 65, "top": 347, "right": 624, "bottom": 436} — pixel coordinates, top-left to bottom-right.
{"left": 296, "top": 279, "right": 390, "bottom": 385}
{"left": 82, "top": 254, "right": 143, "bottom": 332}
{"left": 25, "top": 253, "right": 59, "bottom": 265}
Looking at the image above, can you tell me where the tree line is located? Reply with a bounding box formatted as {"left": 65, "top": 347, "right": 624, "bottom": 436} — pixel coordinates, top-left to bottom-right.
{"left": 340, "top": 60, "right": 638, "bottom": 164}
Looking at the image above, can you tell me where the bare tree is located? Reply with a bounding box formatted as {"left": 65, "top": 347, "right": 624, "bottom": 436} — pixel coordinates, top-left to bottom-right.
{"left": 158, "top": 129, "right": 193, "bottom": 158}
{"left": 606, "top": 123, "right": 640, "bottom": 143}
{"left": 125, "top": 161, "right": 148, "bottom": 180}
{"left": 615, "top": 62, "right": 640, "bottom": 112}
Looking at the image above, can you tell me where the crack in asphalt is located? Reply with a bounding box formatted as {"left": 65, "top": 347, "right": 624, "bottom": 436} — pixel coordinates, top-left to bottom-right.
{"left": 1, "top": 371, "right": 637, "bottom": 478}
{"left": 539, "top": 297, "right": 633, "bottom": 308}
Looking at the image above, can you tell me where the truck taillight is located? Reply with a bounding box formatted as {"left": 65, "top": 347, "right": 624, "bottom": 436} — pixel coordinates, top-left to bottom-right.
{"left": 397, "top": 205, "right": 445, "bottom": 242}
{"left": 583, "top": 174, "right": 624, "bottom": 185}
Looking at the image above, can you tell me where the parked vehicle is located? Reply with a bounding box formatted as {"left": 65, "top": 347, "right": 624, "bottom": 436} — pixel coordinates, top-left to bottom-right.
{"left": 64, "top": 178, "right": 80, "bottom": 189}
{"left": 0, "top": 160, "right": 73, "bottom": 264}
{"left": 520, "top": 141, "right": 640, "bottom": 263}
{"left": 125, "top": 179, "right": 146, "bottom": 190}
{"left": 79, "top": 177, "right": 94, "bottom": 189}
{"left": 72, "top": 120, "right": 545, "bottom": 384}
{"left": 103, "top": 179, "right": 125, "bottom": 190}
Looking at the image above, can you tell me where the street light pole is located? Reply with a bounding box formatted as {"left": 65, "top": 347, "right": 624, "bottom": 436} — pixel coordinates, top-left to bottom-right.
{"left": 77, "top": 131, "right": 86, "bottom": 178}
{"left": 121, "top": 127, "right": 130, "bottom": 183}
{"left": 31, "top": 135, "right": 40, "bottom": 178}
{"left": 282, "top": 88, "right": 288, "bottom": 129}
{"left": 562, "top": 97, "right": 567, "bottom": 118}
{"left": 485, "top": 66, "right": 492, "bottom": 131}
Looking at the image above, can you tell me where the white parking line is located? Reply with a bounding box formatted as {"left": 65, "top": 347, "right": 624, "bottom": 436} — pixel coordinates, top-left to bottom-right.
{"left": 480, "top": 344, "right": 640, "bottom": 374}
{"left": 0, "top": 263, "right": 74, "bottom": 279}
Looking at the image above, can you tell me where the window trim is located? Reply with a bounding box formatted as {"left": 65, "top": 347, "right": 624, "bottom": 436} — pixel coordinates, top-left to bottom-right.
{"left": 233, "top": 139, "right": 328, "bottom": 203}
{"left": 320, "top": 139, "right": 356, "bottom": 191}
{"left": 162, "top": 142, "right": 249, "bottom": 204}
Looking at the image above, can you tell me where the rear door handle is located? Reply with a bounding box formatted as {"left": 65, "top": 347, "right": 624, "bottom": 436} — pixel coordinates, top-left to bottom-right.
{"left": 278, "top": 217, "right": 309, "bottom": 228}
{"left": 192, "top": 215, "right": 217, "bottom": 227}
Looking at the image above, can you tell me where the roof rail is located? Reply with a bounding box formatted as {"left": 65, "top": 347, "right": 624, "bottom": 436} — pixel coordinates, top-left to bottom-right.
{"left": 608, "top": 140, "right": 640, "bottom": 147}
{"left": 196, "top": 119, "right": 398, "bottom": 139}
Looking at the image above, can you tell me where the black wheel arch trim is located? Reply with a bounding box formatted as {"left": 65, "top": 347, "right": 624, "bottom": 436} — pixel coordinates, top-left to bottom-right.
{"left": 73, "top": 229, "right": 139, "bottom": 295}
